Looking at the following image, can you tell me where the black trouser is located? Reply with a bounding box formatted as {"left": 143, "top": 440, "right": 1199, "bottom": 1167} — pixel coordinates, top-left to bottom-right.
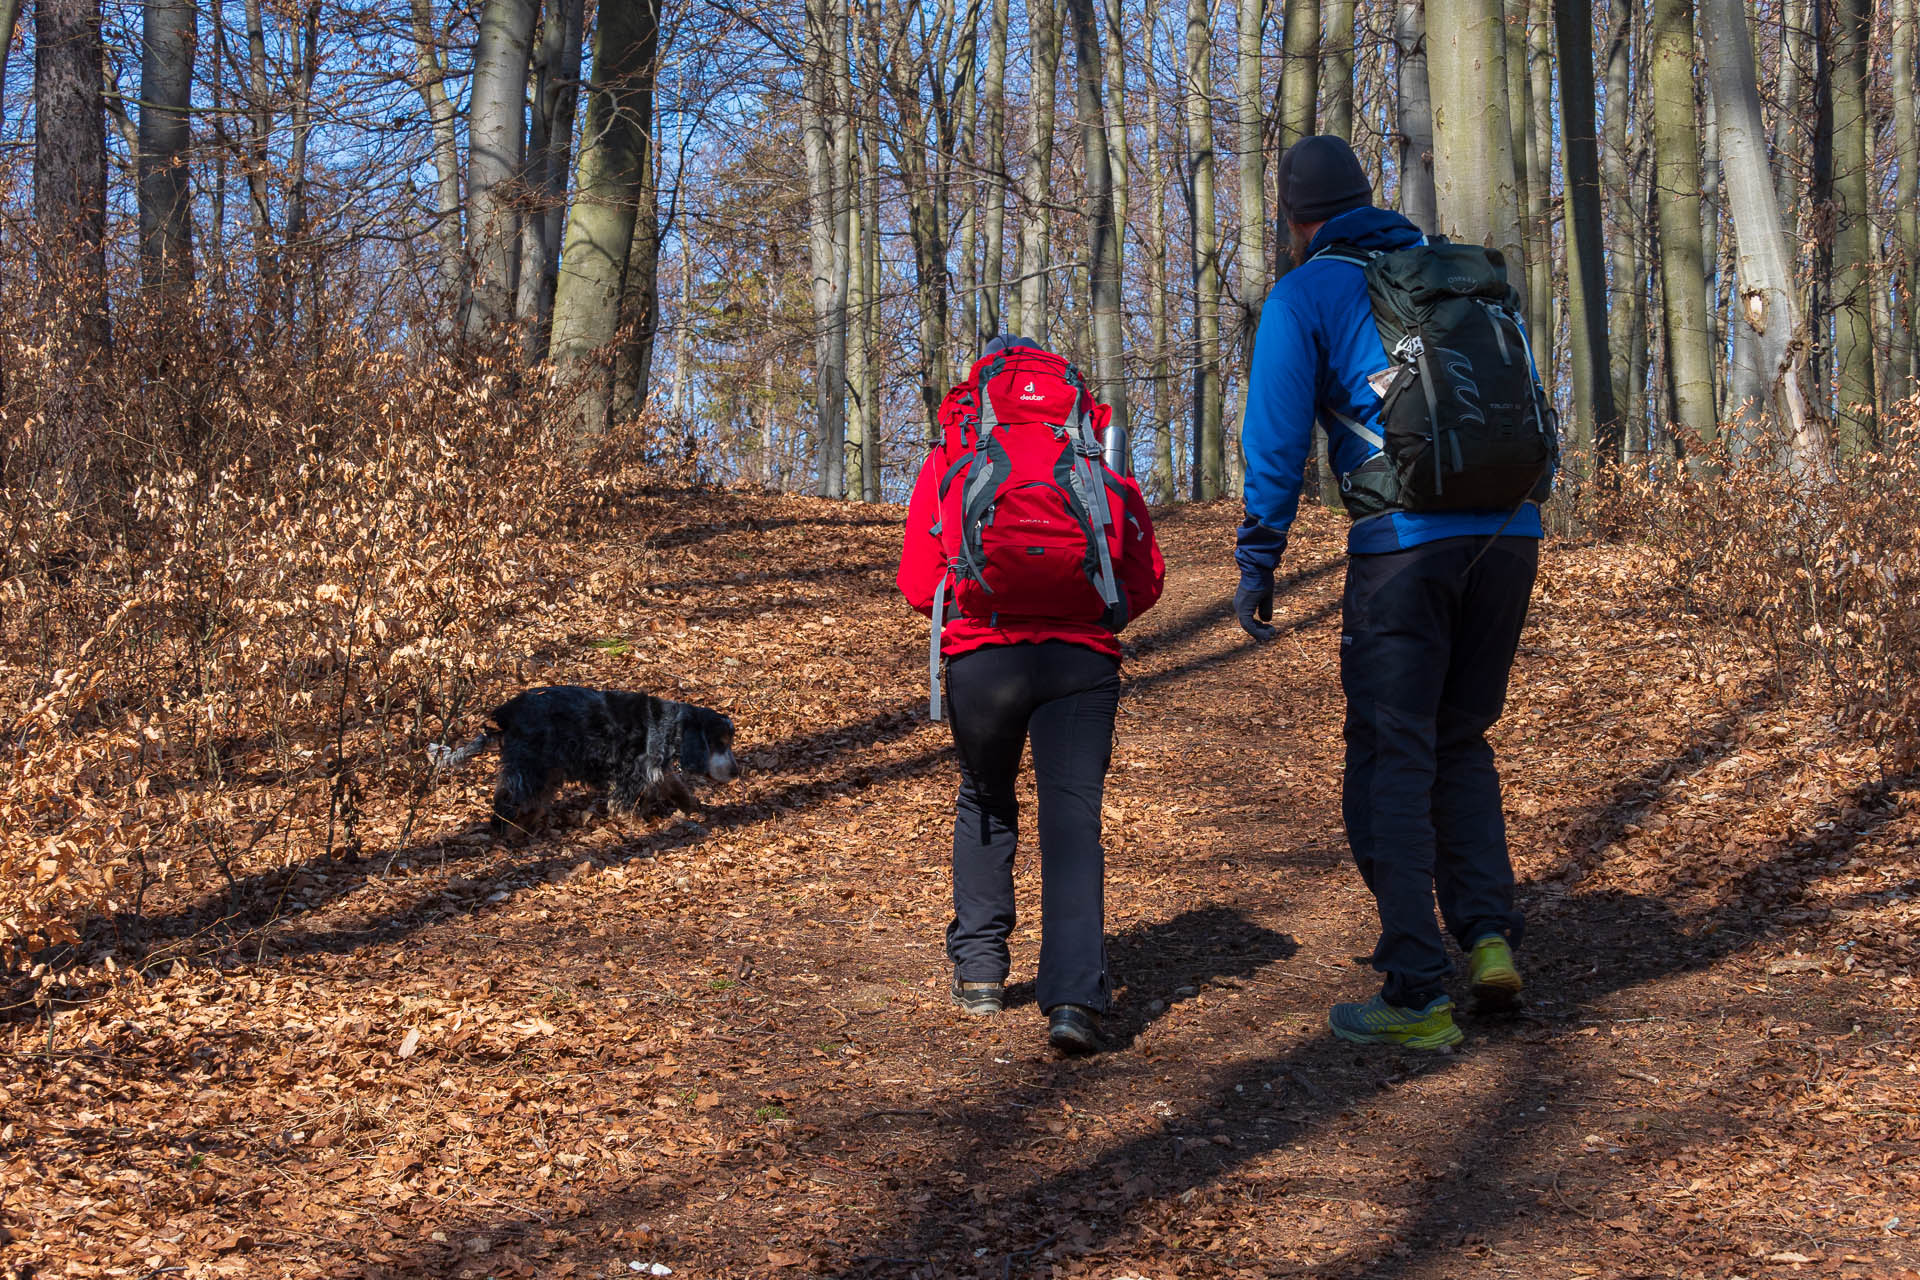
{"left": 945, "top": 642, "right": 1121, "bottom": 1013}
{"left": 1340, "top": 535, "right": 1539, "bottom": 1007}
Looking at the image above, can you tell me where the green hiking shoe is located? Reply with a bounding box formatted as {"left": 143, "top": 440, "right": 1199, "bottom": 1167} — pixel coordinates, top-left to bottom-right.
{"left": 1467, "top": 934, "right": 1523, "bottom": 1011}
{"left": 1328, "top": 993, "right": 1464, "bottom": 1050}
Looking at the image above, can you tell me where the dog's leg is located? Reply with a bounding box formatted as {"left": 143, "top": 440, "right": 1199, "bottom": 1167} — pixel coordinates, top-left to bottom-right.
{"left": 664, "top": 773, "right": 699, "bottom": 815}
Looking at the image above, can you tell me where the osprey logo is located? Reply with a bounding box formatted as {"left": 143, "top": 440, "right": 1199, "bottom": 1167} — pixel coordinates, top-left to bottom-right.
{"left": 1018, "top": 379, "right": 1046, "bottom": 402}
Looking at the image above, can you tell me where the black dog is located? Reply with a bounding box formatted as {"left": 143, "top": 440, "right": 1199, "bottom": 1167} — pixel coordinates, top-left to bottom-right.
{"left": 429, "top": 686, "right": 737, "bottom": 834}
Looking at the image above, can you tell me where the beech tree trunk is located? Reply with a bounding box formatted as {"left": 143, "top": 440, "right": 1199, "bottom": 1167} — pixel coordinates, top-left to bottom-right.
{"left": 1394, "top": 0, "right": 1438, "bottom": 232}
{"left": 1524, "top": 0, "right": 1552, "bottom": 377}
{"left": 1649, "top": 0, "right": 1716, "bottom": 446}
{"left": 517, "top": 0, "right": 586, "bottom": 360}
{"left": 1324, "top": 0, "right": 1357, "bottom": 140}
{"left": 1186, "top": 0, "right": 1223, "bottom": 498}
{"left": 1069, "top": 0, "right": 1128, "bottom": 447}
{"left": 1895, "top": 0, "right": 1919, "bottom": 399}
{"left": 1236, "top": 0, "right": 1267, "bottom": 431}
{"left": 1555, "top": 0, "right": 1617, "bottom": 461}
{"left": 548, "top": 0, "right": 662, "bottom": 435}
{"left": 1017, "top": 0, "right": 1062, "bottom": 340}
{"left": 35, "top": 0, "right": 110, "bottom": 350}
{"left": 1603, "top": 0, "right": 1639, "bottom": 448}
{"left": 1146, "top": 3, "right": 1177, "bottom": 498}
{"left": 1274, "top": 0, "right": 1318, "bottom": 278}
{"left": 1427, "top": 0, "right": 1527, "bottom": 315}
{"left": 1830, "top": 0, "right": 1877, "bottom": 452}
{"left": 980, "top": 0, "right": 1010, "bottom": 344}
{"left": 803, "top": 0, "right": 851, "bottom": 495}
{"left": 138, "top": 0, "right": 196, "bottom": 290}
{"left": 411, "top": 0, "right": 467, "bottom": 326}
{"left": 465, "top": 0, "right": 540, "bottom": 340}
{"left": 1703, "top": 0, "right": 1824, "bottom": 472}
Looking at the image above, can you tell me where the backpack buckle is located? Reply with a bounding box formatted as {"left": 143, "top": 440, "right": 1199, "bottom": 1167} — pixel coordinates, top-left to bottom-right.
{"left": 1392, "top": 333, "right": 1426, "bottom": 362}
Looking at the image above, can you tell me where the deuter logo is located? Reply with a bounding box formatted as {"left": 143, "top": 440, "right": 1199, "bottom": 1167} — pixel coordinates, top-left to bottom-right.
{"left": 1018, "top": 380, "right": 1046, "bottom": 402}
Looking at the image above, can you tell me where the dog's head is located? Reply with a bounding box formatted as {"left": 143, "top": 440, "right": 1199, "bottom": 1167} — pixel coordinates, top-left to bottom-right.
{"left": 677, "top": 704, "right": 738, "bottom": 783}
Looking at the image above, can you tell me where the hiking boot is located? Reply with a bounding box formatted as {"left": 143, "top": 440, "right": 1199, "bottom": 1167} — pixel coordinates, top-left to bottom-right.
{"left": 950, "top": 978, "right": 1004, "bottom": 1016}
{"left": 1467, "top": 934, "right": 1524, "bottom": 1011}
{"left": 1047, "top": 1005, "right": 1102, "bottom": 1056}
{"left": 1328, "top": 993, "right": 1464, "bottom": 1050}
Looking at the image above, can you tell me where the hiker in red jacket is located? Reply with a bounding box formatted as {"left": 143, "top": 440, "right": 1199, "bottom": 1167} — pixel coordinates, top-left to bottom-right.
{"left": 898, "top": 335, "right": 1165, "bottom": 1055}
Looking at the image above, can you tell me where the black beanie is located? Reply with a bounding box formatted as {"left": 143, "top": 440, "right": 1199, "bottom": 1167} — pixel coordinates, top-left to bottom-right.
{"left": 1277, "top": 135, "right": 1373, "bottom": 224}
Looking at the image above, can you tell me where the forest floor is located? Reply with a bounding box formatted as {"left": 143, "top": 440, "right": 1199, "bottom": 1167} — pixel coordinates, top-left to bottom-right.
{"left": 3, "top": 487, "right": 1919, "bottom": 1280}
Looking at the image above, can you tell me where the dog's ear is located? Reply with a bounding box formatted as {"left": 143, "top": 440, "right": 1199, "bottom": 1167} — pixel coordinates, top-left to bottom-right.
{"left": 676, "top": 703, "right": 707, "bottom": 776}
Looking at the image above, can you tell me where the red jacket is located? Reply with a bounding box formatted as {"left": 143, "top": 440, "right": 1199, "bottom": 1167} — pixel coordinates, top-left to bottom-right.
{"left": 897, "top": 443, "right": 1166, "bottom": 662}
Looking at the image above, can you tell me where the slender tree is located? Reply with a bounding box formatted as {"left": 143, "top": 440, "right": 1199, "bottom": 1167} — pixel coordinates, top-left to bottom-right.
{"left": 980, "top": 0, "right": 1011, "bottom": 344}
{"left": 1602, "top": 0, "right": 1639, "bottom": 442}
{"left": 0, "top": 0, "right": 20, "bottom": 131}
{"left": 138, "top": 0, "right": 196, "bottom": 290}
{"left": 1017, "top": 0, "right": 1063, "bottom": 339}
{"left": 518, "top": 0, "right": 587, "bottom": 359}
{"left": 35, "top": 0, "right": 110, "bottom": 350}
{"left": 803, "top": 0, "right": 851, "bottom": 494}
{"left": 410, "top": 0, "right": 466, "bottom": 324}
{"left": 1830, "top": 0, "right": 1878, "bottom": 452}
{"left": 1274, "top": 0, "right": 1319, "bottom": 279}
{"left": 1427, "top": 0, "right": 1527, "bottom": 313}
{"left": 549, "top": 0, "right": 664, "bottom": 434}
{"left": 1146, "top": 0, "right": 1178, "bottom": 498}
{"left": 1895, "top": 0, "right": 1919, "bottom": 398}
{"left": 1523, "top": 0, "right": 1553, "bottom": 376}
{"left": 1556, "top": 0, "right": 1618, "bottom": 460}
{"left": 1649, "top": 0, "right": 1715, "bottom": 446}
{"left": 1702, "top": 0, "right": 1826, "bottom": 472}
{"left": 1069, "top": 0, "right": 1128, "bottom": 444}
{"left": 1395, "top": 0, "right": 1438, "bottom": 231}
{"left": 1235, "top": 0, "right": 1268, "bottom": 420}
{"left": 465, "top": 0, "right": 541, "bottom": 339}
{"left": 1323, "top": 0, "right": 1357, "bottom": 139}
{"left": 1186, "top": 0, "right": 1224, "bottom": 497}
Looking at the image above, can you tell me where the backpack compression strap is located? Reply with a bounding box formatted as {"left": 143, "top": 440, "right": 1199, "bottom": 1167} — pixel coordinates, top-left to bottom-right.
{"left": 1059, "top": 366, "right": 1126, "bottom": 629}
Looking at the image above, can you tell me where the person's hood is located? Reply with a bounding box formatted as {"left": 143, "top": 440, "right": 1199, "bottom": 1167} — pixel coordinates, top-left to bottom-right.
{"left": 1305, "top": 205, "right": 1424, "bottom": 258}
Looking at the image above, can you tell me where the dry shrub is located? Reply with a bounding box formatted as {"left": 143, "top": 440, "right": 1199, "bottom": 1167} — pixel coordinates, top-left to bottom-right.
{"left": 1554, "top": 404, "right": 1920, "bottom": 771}
{"left": 0, "top": 280, "right": 661, "bottom": 969}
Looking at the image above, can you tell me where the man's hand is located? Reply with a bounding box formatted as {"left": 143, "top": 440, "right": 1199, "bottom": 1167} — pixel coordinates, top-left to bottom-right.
{"left": 1235, "top": 570, "right": 1277, "bottom": 643}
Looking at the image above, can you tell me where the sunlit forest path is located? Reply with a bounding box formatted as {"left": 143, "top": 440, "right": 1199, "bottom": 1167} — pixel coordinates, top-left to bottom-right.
{"left": 5, "top": 493, "right": 1917, "bottom": 1279}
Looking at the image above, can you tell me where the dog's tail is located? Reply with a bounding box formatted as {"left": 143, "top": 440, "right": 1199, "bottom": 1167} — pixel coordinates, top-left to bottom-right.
{"left": 427, "top": 732, "right": 497, "bottom": 772}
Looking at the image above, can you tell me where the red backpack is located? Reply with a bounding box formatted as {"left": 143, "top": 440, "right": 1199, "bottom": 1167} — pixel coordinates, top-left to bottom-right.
{"left": 926, "top": 345, "right": 1128, "bottom": 718}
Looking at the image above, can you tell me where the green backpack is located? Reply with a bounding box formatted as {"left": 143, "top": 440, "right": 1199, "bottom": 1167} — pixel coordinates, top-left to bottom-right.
{"left": 1315, "top": 238, "right": 1557, "bottom": 517}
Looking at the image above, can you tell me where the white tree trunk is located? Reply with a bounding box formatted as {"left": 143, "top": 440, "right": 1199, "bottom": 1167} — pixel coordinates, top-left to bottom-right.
{"left": 465, "top": 0, "right": 539, "bottom": 339}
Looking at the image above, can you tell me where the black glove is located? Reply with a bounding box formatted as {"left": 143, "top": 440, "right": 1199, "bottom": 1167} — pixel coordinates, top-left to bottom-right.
{"left": 1234, "top": 570, "right": 1276, "bottom": 643}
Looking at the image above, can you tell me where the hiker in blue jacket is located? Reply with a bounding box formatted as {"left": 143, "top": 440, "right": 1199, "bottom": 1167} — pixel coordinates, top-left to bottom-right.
{"left": 1236, "top": 135, "right": 1546, "bottom": 1049}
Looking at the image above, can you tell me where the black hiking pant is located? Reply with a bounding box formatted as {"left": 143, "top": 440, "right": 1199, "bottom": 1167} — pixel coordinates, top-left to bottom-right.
{"left": 945, "top": 642, "right": 1121, "bottom": 1014}
{"left": 1340, "top": 535, "right": 1539, "bottom": 1008}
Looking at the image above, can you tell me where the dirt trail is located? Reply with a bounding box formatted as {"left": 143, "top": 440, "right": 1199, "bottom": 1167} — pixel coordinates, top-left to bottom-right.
{"left": 4, "top": 491, "right": 1917, "bottom": 1280}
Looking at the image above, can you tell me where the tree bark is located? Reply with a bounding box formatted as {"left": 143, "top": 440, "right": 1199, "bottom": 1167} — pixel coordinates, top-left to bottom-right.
{"left": 1427, "top": 0, "right": 1527, "bottom": 315}
{"left": 279, "top": 0, "right": 320, "bottom": 334}
{"left": 464, "top": 0, "right": 540, "bottom": 340}
{"left": 1394, "top": 0, "right": 1437, "bottom": 232}
{"left": 517, "top": 0, "right": 586, "bottom": 360}
{"left": 138, "top": 0, "right": 196, "bottom": 290}
{"left": 1702, "top": 0, "right": 1826, "bottom": 473}
{"left": 410, "top": 0, "right": 467, "bottom": 327}
{"left": 612, "top": 114, "right": 661, "bottom": 419}
{"left": 1830, "top": 0, "right": 1877, "bottom": 453}
{"left": 1274, "top": 0, "right": 1317, "bottom": 278}
{"left": 1649, "top": 0, "right": 1716, "bottom": 446}
{"left": 548, "top": 0, "right": 662, "bottom": 435}
{"left": 1894, "top": 0, "right": 1918, "bottom": 399}
{"left": 1069, "top": 0, "right": 1127, "bottom": 448}
{"left": 1324, "top": 0, "right": 1356, "bottom": 140}
{"left": 804, "top": 0, "right": 851, "bottom": 494}
{"left": 1186, "top": 0, "right": 1223, "bottom": 497}
{"left": 859, "top": 0, "right": 882, "bottom": 498}
{"left": 1145, "top": 2, "right": 1177, "bottom": 498}
{"left": 1602, "top": 0, "right": 1638, "bottom": 447}
{"left": 1555, "top": 0, "right": 1618, "bottom": 461}
{"left": 0, "top": 0, "right": 21, "bottom": 131}
{"left": 980, "top": 0, "right": 1010, "bottom": 344}
{"left": 1236, "top": 0, "right": 1267, "bottom": 444}
{"left": 35, "top": 0, "right": 110, "bottom": 350}
{"left": 1016, "top": 0, "right": 1062, "bottom": 340}
{"left": 1524, "top": 0, "right": 1553, "bottom": 378}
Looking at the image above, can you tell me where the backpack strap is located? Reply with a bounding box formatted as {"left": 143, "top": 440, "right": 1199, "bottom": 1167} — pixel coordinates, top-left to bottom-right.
{"left": 1058, "top": 366, "right": 1126, "bottom": 629}
{"left": 928, "top": 572, "right": 950, "bottom": 721}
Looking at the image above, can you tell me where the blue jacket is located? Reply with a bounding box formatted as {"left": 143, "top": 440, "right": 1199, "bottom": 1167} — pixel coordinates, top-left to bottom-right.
{"left": 1235, "top": 205, "right": 1546, "bottom": 577}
